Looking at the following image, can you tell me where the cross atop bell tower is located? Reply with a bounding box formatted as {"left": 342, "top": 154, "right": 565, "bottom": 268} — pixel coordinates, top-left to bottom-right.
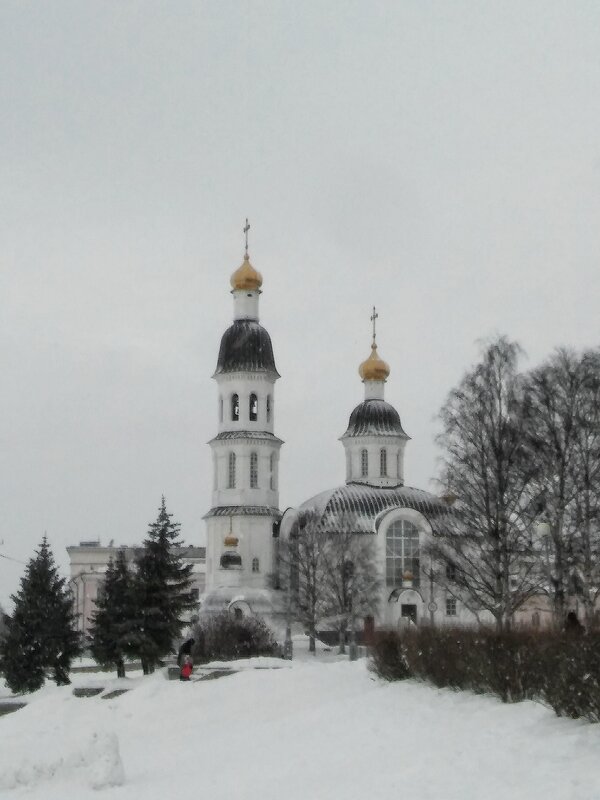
{"left": 243, "top": 218, "right": 250, "bottom": 256}
{"left": 371, "top": 306, "right": 378, "bottom": 345}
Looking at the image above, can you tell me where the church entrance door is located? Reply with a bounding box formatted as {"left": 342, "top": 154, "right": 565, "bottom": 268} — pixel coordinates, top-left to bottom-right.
{"left": 401, "top": 604, "right": 417, "bottom": 625}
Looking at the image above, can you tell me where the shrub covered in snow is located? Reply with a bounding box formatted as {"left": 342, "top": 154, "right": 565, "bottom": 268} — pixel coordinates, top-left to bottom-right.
{"left": 371, "top": 627, "right": 600, "bottom": 722}
{"left": 191, "top": 612, "right": 278, "bottom": 663}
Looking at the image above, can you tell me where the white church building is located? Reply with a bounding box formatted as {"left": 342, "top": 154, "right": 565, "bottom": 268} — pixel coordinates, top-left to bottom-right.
{"left": 201, "top": 239, "right": 479, "bottom": 632}
{"left": 68, "top": 232, "right": 550, "bottom": 636}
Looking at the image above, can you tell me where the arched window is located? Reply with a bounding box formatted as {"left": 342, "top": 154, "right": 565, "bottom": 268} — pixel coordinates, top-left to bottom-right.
{"left": 228, "top": 452, "right": 236, "bottom": 488}
{"left": 266, "top": 395, "right": 271, "bottom": 423}
{"left": 252, "top": 557, "right": 260, "bottom": 573}
{"left": 361, "top": 449, "right": 369, "bottom": 477}
{"left": 231, "top": 394, "right": 239, "bottom": 421}
{"left": 250, "top": 452, "right": 258, "bottom": 488}
{"left": 269, "top": 452, "right": 275, "bottom": 490}
{"left": 386, "top": 519, "right": 420, "bottom": 588}
{"left": 397, "top": 451, "right": 401, "bottom": 479}
{"left": 345, "top": 450, "right": 351, "bottom": 481}
{"left": 380, "top": 448, "right": 387, "bottom": 477}
{"left": 219, "top": 396, "right": 223, "bottom": 423}
{"left": 249, "top": 393, "right": 258, "bottom": 421}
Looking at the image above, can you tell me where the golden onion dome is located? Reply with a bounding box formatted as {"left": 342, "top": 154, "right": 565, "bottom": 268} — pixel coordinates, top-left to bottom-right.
{"left": 358, "top": 343, "right": 390, "bottom": 382}
{"left": 223, "top": 534, "right": 239, "bottom": 548}
{"left": 230, "top": 253, "right": 263, "bottom": 291}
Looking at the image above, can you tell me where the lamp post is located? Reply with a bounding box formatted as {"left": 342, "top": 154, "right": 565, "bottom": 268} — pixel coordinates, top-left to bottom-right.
{"left": 428, "top": 558, "right": 436, "bottom": 627}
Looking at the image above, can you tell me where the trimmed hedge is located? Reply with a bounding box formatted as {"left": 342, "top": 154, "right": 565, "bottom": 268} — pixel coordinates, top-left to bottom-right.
{"left": 370, "top": 627, "right": 600, "bottom": 723}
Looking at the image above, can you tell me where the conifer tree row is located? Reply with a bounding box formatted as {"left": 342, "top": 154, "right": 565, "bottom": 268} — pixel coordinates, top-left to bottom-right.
{"left": 0, "top": 537, "right": 81, "bottom": 693}
{"left": 88, "top": 550, "right": 140, "bottom": 678}
{"left": 135, "top": 496, "right": 195, "bottom": 673}
{"left": 88, "top": 497, "right": 196, "bottom": 675}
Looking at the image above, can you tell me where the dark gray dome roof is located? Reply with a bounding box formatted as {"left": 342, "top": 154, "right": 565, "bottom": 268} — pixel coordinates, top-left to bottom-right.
{"left": 299, "top": 482, "right": 448, "bottom": 533}
{"left": 214, "top": 320, "right": 280, "bottom": 377}
{"left": 342, "top": 399, "right": 408, "bottom": 439}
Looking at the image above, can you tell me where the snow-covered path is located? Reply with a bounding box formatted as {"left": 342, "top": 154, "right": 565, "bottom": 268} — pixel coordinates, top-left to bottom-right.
{"left": 2, "top": 659, "right": 600, "bottom": 799}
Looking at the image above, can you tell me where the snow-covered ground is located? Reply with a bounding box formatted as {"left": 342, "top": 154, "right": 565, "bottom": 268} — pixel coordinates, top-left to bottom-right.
{"left": 2, "top": 646, "right": 600, "bottom": 799}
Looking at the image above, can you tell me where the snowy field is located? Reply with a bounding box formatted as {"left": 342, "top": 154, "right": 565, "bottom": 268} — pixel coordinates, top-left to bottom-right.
{"left": 2, "top": 649, "right": 600, "bottom": 800}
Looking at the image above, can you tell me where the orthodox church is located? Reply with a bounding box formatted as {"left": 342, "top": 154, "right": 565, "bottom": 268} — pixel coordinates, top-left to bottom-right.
{"left": 202, "top": 232, "right": 462, "bottom": 630}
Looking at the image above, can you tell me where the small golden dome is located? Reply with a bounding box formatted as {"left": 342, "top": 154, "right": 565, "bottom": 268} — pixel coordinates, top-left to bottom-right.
{"left": 358, "top": 343, "right": 390, "bottom": 382}
{"left": 230, "top": 254, "right": 263, "bottom": 291}
{"left": 223, "top": 534, "right": 239, "bottom": 548}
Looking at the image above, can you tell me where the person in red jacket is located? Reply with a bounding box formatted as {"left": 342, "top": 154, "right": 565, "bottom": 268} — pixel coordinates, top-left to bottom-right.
{"left": 180, "top": 655, "right": 193, "bottom": 681}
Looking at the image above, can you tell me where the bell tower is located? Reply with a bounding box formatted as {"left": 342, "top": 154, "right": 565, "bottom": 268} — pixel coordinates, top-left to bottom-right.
{"left": 204, "top": 223, "right": 282, "bottom": 597}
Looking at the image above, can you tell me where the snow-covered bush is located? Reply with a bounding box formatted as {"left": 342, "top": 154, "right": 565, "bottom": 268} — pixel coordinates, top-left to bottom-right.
{"left": 368, "top": 630, "right": 411, "bottom": 681}
{"left": 371, "top": 627, "right": 600, "bottom": 722}
{"left": 541, "top": 635, "right": 600, "bottom": 721}
{"left": 191, "top": 613, "right": 278, "bottom": 663}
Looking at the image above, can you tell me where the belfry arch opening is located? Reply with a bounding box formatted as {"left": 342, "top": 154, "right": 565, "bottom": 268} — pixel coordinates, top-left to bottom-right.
{"left": 249, "top": 393, "right": 258, "bottom": 421}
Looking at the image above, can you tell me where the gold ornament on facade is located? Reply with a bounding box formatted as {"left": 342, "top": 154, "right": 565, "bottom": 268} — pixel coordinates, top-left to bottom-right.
{"left": 223, "top": 534, "right": 239, "bottom": 548}
{"left": 359, "top": 343, "right": 390, "bottom": 382}
{"left": 230, "top": 254, "right": 263, "bottom": 291}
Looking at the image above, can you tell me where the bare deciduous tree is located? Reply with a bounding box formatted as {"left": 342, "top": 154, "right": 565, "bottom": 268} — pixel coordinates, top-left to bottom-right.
{"left": 572, "top": 350, "right": 600, "bottom": 627}
{"left": 431, "top": 336, "right": 538, "bottom": 631}
{"left": 320, "top": 515, "right": 381, "bottom": 655}
{"left": 524, "top": 348, "right": 600, "bottom": 626}
{"left": 523, "top": 349, "right": 589, "bottom": 623}
{"left": 277, "top": 509, "right": 329, "bottom": 654}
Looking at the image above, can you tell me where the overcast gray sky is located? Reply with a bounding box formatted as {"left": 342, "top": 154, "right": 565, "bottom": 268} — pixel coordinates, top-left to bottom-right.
{"left": 1, "top": 1, "right": 599, "bottom": 608}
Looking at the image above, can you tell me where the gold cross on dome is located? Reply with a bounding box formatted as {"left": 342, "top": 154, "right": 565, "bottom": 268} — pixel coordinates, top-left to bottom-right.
{"left": 370, "top": 306, "right": 378, "bottom": 345}
{"left": 243, "top": 218, "right": 251, "bottom": 255}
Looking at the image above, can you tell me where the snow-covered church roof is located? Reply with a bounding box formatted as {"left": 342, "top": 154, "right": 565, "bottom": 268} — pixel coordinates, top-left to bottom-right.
{"left": 298, "top": 482, "right": 449, "bottom": 534}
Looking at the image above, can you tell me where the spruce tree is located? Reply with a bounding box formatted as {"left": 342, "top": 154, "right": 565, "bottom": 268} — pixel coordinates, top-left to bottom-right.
{"left": 0, "top": 537, "right": 80, "bottom": 693}
{"left": 88, "top": 550, "right": 140, "bottom": 678}
{"left": 135, "top": 497, "right": 195, "bottom": 673}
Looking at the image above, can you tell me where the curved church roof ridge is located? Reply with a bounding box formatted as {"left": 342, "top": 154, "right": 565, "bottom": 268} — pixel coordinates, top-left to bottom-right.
{"left": 299, "top": 482, "right": 449, "bottom": 533}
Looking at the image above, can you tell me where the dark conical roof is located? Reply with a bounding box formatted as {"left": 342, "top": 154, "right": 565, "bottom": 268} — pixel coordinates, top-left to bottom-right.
{"left": 214, "top": 319, "right": 280, "bottom": 377}
{"left": 342, "top": 399, "right": 408, "bottom": 439}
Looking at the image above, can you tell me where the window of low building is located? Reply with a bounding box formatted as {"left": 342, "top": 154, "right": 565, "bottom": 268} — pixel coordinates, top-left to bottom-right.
{"left": 445, "top": 597, "right": 457, "bottom": 617}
